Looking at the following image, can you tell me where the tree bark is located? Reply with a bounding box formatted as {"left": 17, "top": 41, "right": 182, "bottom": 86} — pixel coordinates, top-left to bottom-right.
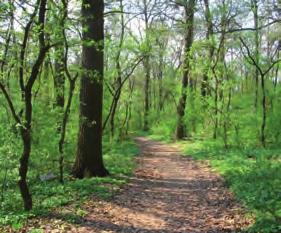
{"left": 252, "top": 0, "right": 259, "bottom": 109}
{"left": 176, "top": 0, "right": 195, "bottom": 140}
{"left": 143, "top": 0, "right": 151, "bottom": 131}
{"left": 201, "top": 0, "right": 214, "bottom": 97}
{"left": 18, "top": 0, "right": 48, "bottom": 211}
{"left": 261, "top": 73, "right": 266, "bottom": 147}
{"left": 73, "top": 0, "right": 109, "bottom": 178}
{"left": 19, "top": 124, "right": 32, "bottom": 211}
{"left": 240, "top": 38, "right": 281, "bottom": 147}
{"left": 110, "top": 0, "right": 125, "bottom": 138}
{"left": 143, "top": 55, "right": 150, "bottom": 131}
{"left": 54, "top": 46, "right": 65, "bottom": 108}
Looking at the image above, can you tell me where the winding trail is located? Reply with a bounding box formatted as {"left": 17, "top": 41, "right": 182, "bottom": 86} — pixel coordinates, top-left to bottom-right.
{"left": 26, "top": 137, "right": 250, "bottom": 233}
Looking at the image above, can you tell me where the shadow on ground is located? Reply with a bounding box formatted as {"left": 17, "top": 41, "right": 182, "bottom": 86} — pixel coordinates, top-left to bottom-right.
{"left": 23, "top": 137, "right": 250, "bottom": 233}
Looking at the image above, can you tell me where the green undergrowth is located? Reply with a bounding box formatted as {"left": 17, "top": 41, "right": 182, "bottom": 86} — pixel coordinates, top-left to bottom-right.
{"left": 134, "top": 128, "right": 175, "bottom": 143}
{"left": 148, "top": 133, "right": 174, "bottom": 143}
{"left": 0, "top": 139, "right": 139, "bottom": 229}
{"left": 179, "top": 139, "right": 281, "bottom": 233}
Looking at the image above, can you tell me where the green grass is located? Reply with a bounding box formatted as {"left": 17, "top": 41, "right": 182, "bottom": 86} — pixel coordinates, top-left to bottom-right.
{"left": 0, "top": 139, "right": 139, "bottom": 228}
{"left": 181, "top": 139, "right": 281, "bottom": 233}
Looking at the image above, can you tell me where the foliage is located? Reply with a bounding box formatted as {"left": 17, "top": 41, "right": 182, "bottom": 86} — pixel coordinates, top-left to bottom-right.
{"left": 0, "top": 0, "right": 281, "bottom": 231}
{"left": 0, "top": 134, "right": 138, "bottom": 228}
{"left": 177, "top": 139, "right": 281, "bottom": 233}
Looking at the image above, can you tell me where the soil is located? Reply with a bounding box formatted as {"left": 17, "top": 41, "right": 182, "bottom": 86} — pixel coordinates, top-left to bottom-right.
{"left": 18, "top": 137, "right": 251, "bottom": 233}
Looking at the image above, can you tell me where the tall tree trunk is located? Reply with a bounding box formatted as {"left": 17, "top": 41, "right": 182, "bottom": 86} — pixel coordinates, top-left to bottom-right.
{"left": 157, "top": 39, "right": 165, "bottom": 112}
{"left": 261, "top": 73, "right": 267, "bottom": 147}
{"left": 54, "top": 46, "right": 65, "bottom": 108}
{"left": 59, "top": 78, "right": 76, "bottom": 183}
{"left": 110, "top": 92, "right": 121, "bottom": 138}
{"left": 143, "top": 56, "right": 150, "bottom": 131}
{"left": 158, "top": 68, "right": 164, "bottom": 112}
{"left": 201, "top": 0, "right": 214, "bottom": 97}
{"left": 252, "top": 0, "right": 259, "bottom": 109}
{"left": 110, "top": 0, "right": 124, "bottom": 138}
{"left": 239, "top": 37, "right": 280, "bottom": 147}
{"left": 53, "top": 0, "right": 67, "bottom": 109}
{"left": 213, "top": 0, "right": 227, "bottom": 140}
{"left": 18, "top": 0, "right": 48, "bottom": 211}
{"left": 19, "top": 121, "right": 32, "bottom": 211}
{"left": 73, "top": 0, "right": 109, "bottom": 178}
{"left": 213, "top": 80, "right": 219, "bottom": 139}
{"left": 176, "top": 0, "right": 195, "bottom": 140}
{"left": 143, "top": 0, "right": 150, "bottom": 131}
{"left": 274, "top": 45, "right": 280, "bottom": 89}
{"left": 57, "top": 0, "right": 73, "bottom": 183}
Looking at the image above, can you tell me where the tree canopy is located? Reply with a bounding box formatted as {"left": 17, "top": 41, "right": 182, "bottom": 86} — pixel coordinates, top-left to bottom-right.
{"left": 0, "top": 0, "right": 281, "bottom": 232}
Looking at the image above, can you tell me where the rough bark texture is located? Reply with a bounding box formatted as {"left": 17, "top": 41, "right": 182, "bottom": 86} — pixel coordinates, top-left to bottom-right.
{"left": 176, "top": 0, "right": 195, "bottom": 140}
{"left": 73, "top": 0, "right": 109, "bottom": 178}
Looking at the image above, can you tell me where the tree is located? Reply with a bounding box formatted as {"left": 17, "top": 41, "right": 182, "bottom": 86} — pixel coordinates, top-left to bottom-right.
{"left": 142, "top": 0, "right": 153, "bottom": 131}
{"left": 176, "top": 0, "right": 196, "bottom": 139}
{"left": 73, "top": 0, "right": 109, "bottom": 178}
{"left": 201, "top": 0, "right": 214, "bottom": 97}
{"left": 240, "top": 37, "right": 281, "bottom": 147}
{"left": 53, "top": 1, "right": 66, "bottom": 109}
{"left": 251, "top": 0, "right": 260, "bottom": 109}
{"left": 0, "top": 0, "right": 50, "bottom": 210}
{"left": 57, "top": 0, "right": 78, "bottom": 183}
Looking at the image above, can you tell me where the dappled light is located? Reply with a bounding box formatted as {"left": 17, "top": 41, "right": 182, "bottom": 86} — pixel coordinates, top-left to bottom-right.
{"left": 0, "top": 0, "right": 280, "bottom": 232}
{"left": 21, "top": 138, "right": 251, "bottom": 232}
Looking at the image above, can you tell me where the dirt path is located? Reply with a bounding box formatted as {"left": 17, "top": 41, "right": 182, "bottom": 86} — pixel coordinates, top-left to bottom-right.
{"left": 26, "top": 137, "right": 250, "bottom": 233}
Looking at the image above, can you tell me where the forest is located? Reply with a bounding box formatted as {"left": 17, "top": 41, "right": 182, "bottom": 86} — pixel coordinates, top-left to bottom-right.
{"left": 0, "top": 0, "right": 281, "bottom": 232}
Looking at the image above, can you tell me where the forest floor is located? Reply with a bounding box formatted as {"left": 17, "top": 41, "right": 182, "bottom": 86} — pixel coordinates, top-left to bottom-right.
{"left": 20, "top": 137, "right": 251, "bottom": 233}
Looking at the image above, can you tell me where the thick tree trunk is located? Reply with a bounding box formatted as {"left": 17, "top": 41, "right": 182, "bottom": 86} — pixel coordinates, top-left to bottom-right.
{"left": 176, "top": 0, "right": 195, "bottom": 140}
{"left": 73, "top": 0, "right": 108, "bottom": 178}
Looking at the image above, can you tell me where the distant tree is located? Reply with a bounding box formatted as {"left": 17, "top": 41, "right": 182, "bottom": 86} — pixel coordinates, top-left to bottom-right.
{"left": 251, "top": 0, "right": 260, "bottom": 109}
{"left": 176, "top": 0, "right": 196, "bottom": 139}
{"left": 201, "top": 0, "right": 214, "bottom": 97}
{"left": 240, "top": 37, "right": 281, "bottom": 147}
